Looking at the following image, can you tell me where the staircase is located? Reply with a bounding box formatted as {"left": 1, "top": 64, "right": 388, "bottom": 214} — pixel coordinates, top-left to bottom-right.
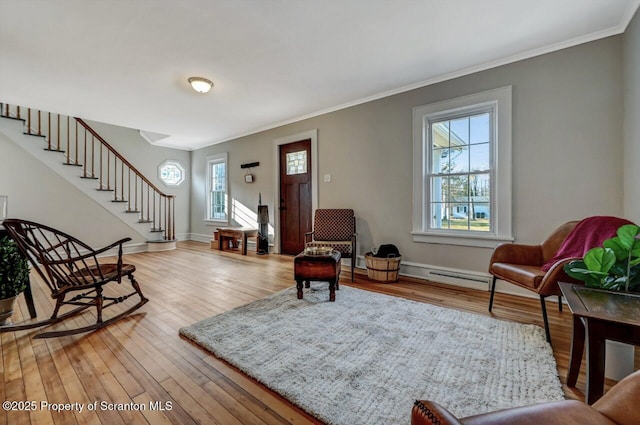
{"left": 0, "top": 103, "right": 176, "bottom": 249}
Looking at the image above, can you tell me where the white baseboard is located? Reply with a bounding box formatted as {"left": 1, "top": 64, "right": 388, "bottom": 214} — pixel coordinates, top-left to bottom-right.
{"left": 354, "top": 254, "right": 557, "bottom": 302}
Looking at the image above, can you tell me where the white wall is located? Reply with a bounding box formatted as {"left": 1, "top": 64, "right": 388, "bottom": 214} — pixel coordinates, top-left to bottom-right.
{"left": 191, "top": 36, "right": 624, "bottom": 275}
{"left": 624, "top": 9, "right": 640, "bottom": 222}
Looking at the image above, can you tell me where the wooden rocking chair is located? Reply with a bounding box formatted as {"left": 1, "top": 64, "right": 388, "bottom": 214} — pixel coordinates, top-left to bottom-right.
{"left": 1, "top": 219, "right": 148, "bottom": 338}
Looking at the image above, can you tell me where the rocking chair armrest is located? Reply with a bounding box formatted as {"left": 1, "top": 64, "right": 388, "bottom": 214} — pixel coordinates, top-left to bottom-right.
{"left": 92, "top": 237, "right": 133, "bottom": 256}
{"left": 45, "top": 237, "right": 132, "bottom": 265}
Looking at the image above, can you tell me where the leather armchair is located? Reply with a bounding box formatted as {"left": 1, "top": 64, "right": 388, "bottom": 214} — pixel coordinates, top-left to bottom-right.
{"left": 411, "top": 369, "right": 640, "bottom": 425}
{"left": 488, "top": 221, "right": 580, "bottom": 343}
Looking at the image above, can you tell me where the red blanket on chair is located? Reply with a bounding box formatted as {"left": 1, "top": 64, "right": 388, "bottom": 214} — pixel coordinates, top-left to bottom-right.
{"left": 541, "top": 216, "right": 634, "bottom": 271}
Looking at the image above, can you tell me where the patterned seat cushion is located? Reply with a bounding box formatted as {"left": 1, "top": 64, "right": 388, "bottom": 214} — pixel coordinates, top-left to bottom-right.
{"left": 306, "top": 241, "right": 352, "bottom": 256}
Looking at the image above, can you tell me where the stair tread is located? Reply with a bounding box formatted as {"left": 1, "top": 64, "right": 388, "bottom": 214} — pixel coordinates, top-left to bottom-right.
{"left": 44, "top": 148, "right": 65, "bottom": 153}
{"left": 125, "top": 210, "right": 140, "bottom": 213}
{"left": 62, "top": 163, "right": 83, "bottom": 167}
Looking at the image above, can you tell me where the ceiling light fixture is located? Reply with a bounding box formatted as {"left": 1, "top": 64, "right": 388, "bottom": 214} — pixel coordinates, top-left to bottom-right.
{"left": 188, "top": 77, "right": 213, "bottom": 94}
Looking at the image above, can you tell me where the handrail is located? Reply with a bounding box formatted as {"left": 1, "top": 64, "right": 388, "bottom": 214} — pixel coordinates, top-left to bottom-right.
{"left": 74, "top": 118, "right": 169, "bottom": 197}
{"left": 0, "top": 103, "right": 176, "bottom": 241}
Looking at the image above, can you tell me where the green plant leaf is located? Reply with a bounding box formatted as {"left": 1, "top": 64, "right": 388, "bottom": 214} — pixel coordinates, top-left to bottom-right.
{"left": 583, "top": 247, "right": 616, "bottom": 273}
{"left": 603, "top": 237, "right": 628, "bottom": 261}
{"left": 616, "top": 224, "right": 640, "bottom": 250}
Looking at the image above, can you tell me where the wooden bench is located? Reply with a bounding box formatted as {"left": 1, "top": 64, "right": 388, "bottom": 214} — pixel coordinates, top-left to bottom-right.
{"left": 216, "top": 227, "right": 259, "bottom": 255}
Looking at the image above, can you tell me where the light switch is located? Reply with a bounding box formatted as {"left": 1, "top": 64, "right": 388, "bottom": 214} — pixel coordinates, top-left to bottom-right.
{"left": 323, "top": 174, "right": 331, "bottom": 183}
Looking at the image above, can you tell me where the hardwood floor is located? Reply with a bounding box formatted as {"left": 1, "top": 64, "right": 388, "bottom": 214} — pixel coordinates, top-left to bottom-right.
{"left": 0, "top": 241, "right": 634, "bottom": 424}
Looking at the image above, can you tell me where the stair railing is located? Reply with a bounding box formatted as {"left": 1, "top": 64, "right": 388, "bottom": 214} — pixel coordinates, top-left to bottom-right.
{"left": 1, "top": 103, "right": 175, "bottom": 241}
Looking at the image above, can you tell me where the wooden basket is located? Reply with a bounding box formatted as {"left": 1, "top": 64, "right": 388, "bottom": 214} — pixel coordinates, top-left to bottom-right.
{"left": 365, "top": 253, "right": 402, "bottom": 283}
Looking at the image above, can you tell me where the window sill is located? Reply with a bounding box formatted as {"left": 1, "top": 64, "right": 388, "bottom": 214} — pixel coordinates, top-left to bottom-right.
{"left": 411, "top": 231, "right": 513, "bottom": 248}
{"left": 204, "top": 219, "right": 229, "bottom": 226}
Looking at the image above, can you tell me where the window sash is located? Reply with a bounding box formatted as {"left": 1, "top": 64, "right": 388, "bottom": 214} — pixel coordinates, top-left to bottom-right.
{"left": 425, "top": 108, "right": 495, "bottom": 234}
{"left": 207, "top": 157, "right": 227, "bottom": 221}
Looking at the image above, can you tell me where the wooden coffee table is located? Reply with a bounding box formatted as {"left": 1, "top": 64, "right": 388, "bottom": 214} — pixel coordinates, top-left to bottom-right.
{"left": 294, "top": 251, "right": 341, "bottom": 301}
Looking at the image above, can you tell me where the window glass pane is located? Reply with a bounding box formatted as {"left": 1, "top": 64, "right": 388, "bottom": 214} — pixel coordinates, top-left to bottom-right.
{"left": 161, "top": 165, "right": 181, "bottom": 184}
{"left": 469, "top": 142, "right": 490, "bottom": 172}
{"left": 431, "top": 121, "right": 450, "bottom": 148}
{"left": 470, "top": 174, "right": 490, "bottom": 198}
{"left": 450, "top": 117, "right": 469, "bottom": 145}
{"left": 449, "top": 203, "right": 470, "bottom": 230}
{"left": 470, "top": 113, "right": 490, "bottom": 145}
{"left": 470, "top": 203, "right": 490, "bottom": 231}
{"left": 286, "top": 150, "right": 307, "bottom": 175}
{"left": 449, "top": 175, "right": 469, "bottom": 199}
{"left": 432, "top": 147, "right": 448, "bottom": 174}
{"left": 449, "top": 145, "right": 469, "bottom": 173}
{"left": 158, "top": 160, "right": 185, "bottom": 186}
{"left": 430, "top": 176, "right": 448, "bottom": 203}
{"left": 431, "top": 202, "right": 448, "bottom": 229}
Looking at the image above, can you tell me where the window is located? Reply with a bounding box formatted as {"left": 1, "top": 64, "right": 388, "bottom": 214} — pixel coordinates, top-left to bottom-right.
{"left": 206, "top": 153, "right": 228, "bottom": 222}
{"left": 412, "top": 86, "right": 512, "bottom": 247}
{"left": 158, "top": 160, "right": 185, "bottom": 187}
{"left": 286, "top": 150, "right": 307, "bottom": 175}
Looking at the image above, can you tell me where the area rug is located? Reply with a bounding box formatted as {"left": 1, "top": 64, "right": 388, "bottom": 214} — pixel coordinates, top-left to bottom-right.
{"left": 180, "top": 285, "right": 564, "bottom": 425}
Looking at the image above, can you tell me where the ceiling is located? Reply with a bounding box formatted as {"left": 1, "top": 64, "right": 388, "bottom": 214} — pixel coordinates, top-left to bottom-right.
{"left": 1, "top": 1, "right": 638, "bottom": 150}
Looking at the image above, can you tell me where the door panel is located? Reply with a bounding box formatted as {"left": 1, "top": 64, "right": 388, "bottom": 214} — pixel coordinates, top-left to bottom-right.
{"left": 280, "top": 139, "right": 312, "bottom": 255}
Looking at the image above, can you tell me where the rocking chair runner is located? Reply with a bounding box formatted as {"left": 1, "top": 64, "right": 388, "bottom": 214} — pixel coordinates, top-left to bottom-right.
{"left": 1, "top": 219, "right": 148, "bottom": 338}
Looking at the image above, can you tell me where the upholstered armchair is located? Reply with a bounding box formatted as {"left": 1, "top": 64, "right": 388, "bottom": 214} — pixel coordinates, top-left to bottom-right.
{"left": 305, "top": 209, "right": 356, "bottom": 282}
{"left": 488, "top": 216, "right": 633, "bottom": 344}
{"left": 488, "top": 221, "right": 579, "bottom": 343}
{"left": 411, "top": 369, "right": 640, "bottom": 425}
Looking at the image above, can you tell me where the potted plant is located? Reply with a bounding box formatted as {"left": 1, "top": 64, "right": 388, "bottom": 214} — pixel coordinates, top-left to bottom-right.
{"left": 564, "top": 224, "right": 640, "bottom": 292}
{"left": 0, "top": 236, "right": 30, "bottom": 325}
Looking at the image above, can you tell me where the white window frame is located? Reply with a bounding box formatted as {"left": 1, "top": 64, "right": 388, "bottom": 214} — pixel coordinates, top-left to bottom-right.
{"left": 205, "top": 152, "right": 229, "bottom": 223}
{"left": 158, "top": 159, "right": 186, "bottom": 187}
{"left": 412, "top": 86, "right": 513, "bottom": 248}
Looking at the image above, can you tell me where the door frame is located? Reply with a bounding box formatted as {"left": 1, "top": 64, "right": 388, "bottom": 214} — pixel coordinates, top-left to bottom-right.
{"left": 273, "top": 129, "right": 318, "bottom": 254}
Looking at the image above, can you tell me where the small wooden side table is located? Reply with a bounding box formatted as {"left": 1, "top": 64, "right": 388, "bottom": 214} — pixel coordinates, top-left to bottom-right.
{"left": 294, "top": 251, "right": 341, "bottom": 301}
{"left": 216, "top": 227, "right": 258, "bottom": 255}
{"left": 560, "top": 282, "right": 640, "bottom": 404}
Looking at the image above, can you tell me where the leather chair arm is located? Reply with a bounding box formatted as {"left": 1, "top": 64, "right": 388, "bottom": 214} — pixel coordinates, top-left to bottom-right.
{"left": 461, "top": 400, "right": 613, "bottom": 425}
{"left": 536, "top": 257, "right": 582, "bottom": 296}
{"left": 592, "top": 369, "right": 640, "bottom": 425}
{"left": 412, "top": 400, "right": 464, "bottom": 425}
{"left": 489, "top": 243, "right": 543, "bottom": 268}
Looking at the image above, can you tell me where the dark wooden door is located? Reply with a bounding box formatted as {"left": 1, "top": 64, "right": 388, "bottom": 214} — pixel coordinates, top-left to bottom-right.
{"left": 279, "top": 139, "right": 312, "bottom": 255}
